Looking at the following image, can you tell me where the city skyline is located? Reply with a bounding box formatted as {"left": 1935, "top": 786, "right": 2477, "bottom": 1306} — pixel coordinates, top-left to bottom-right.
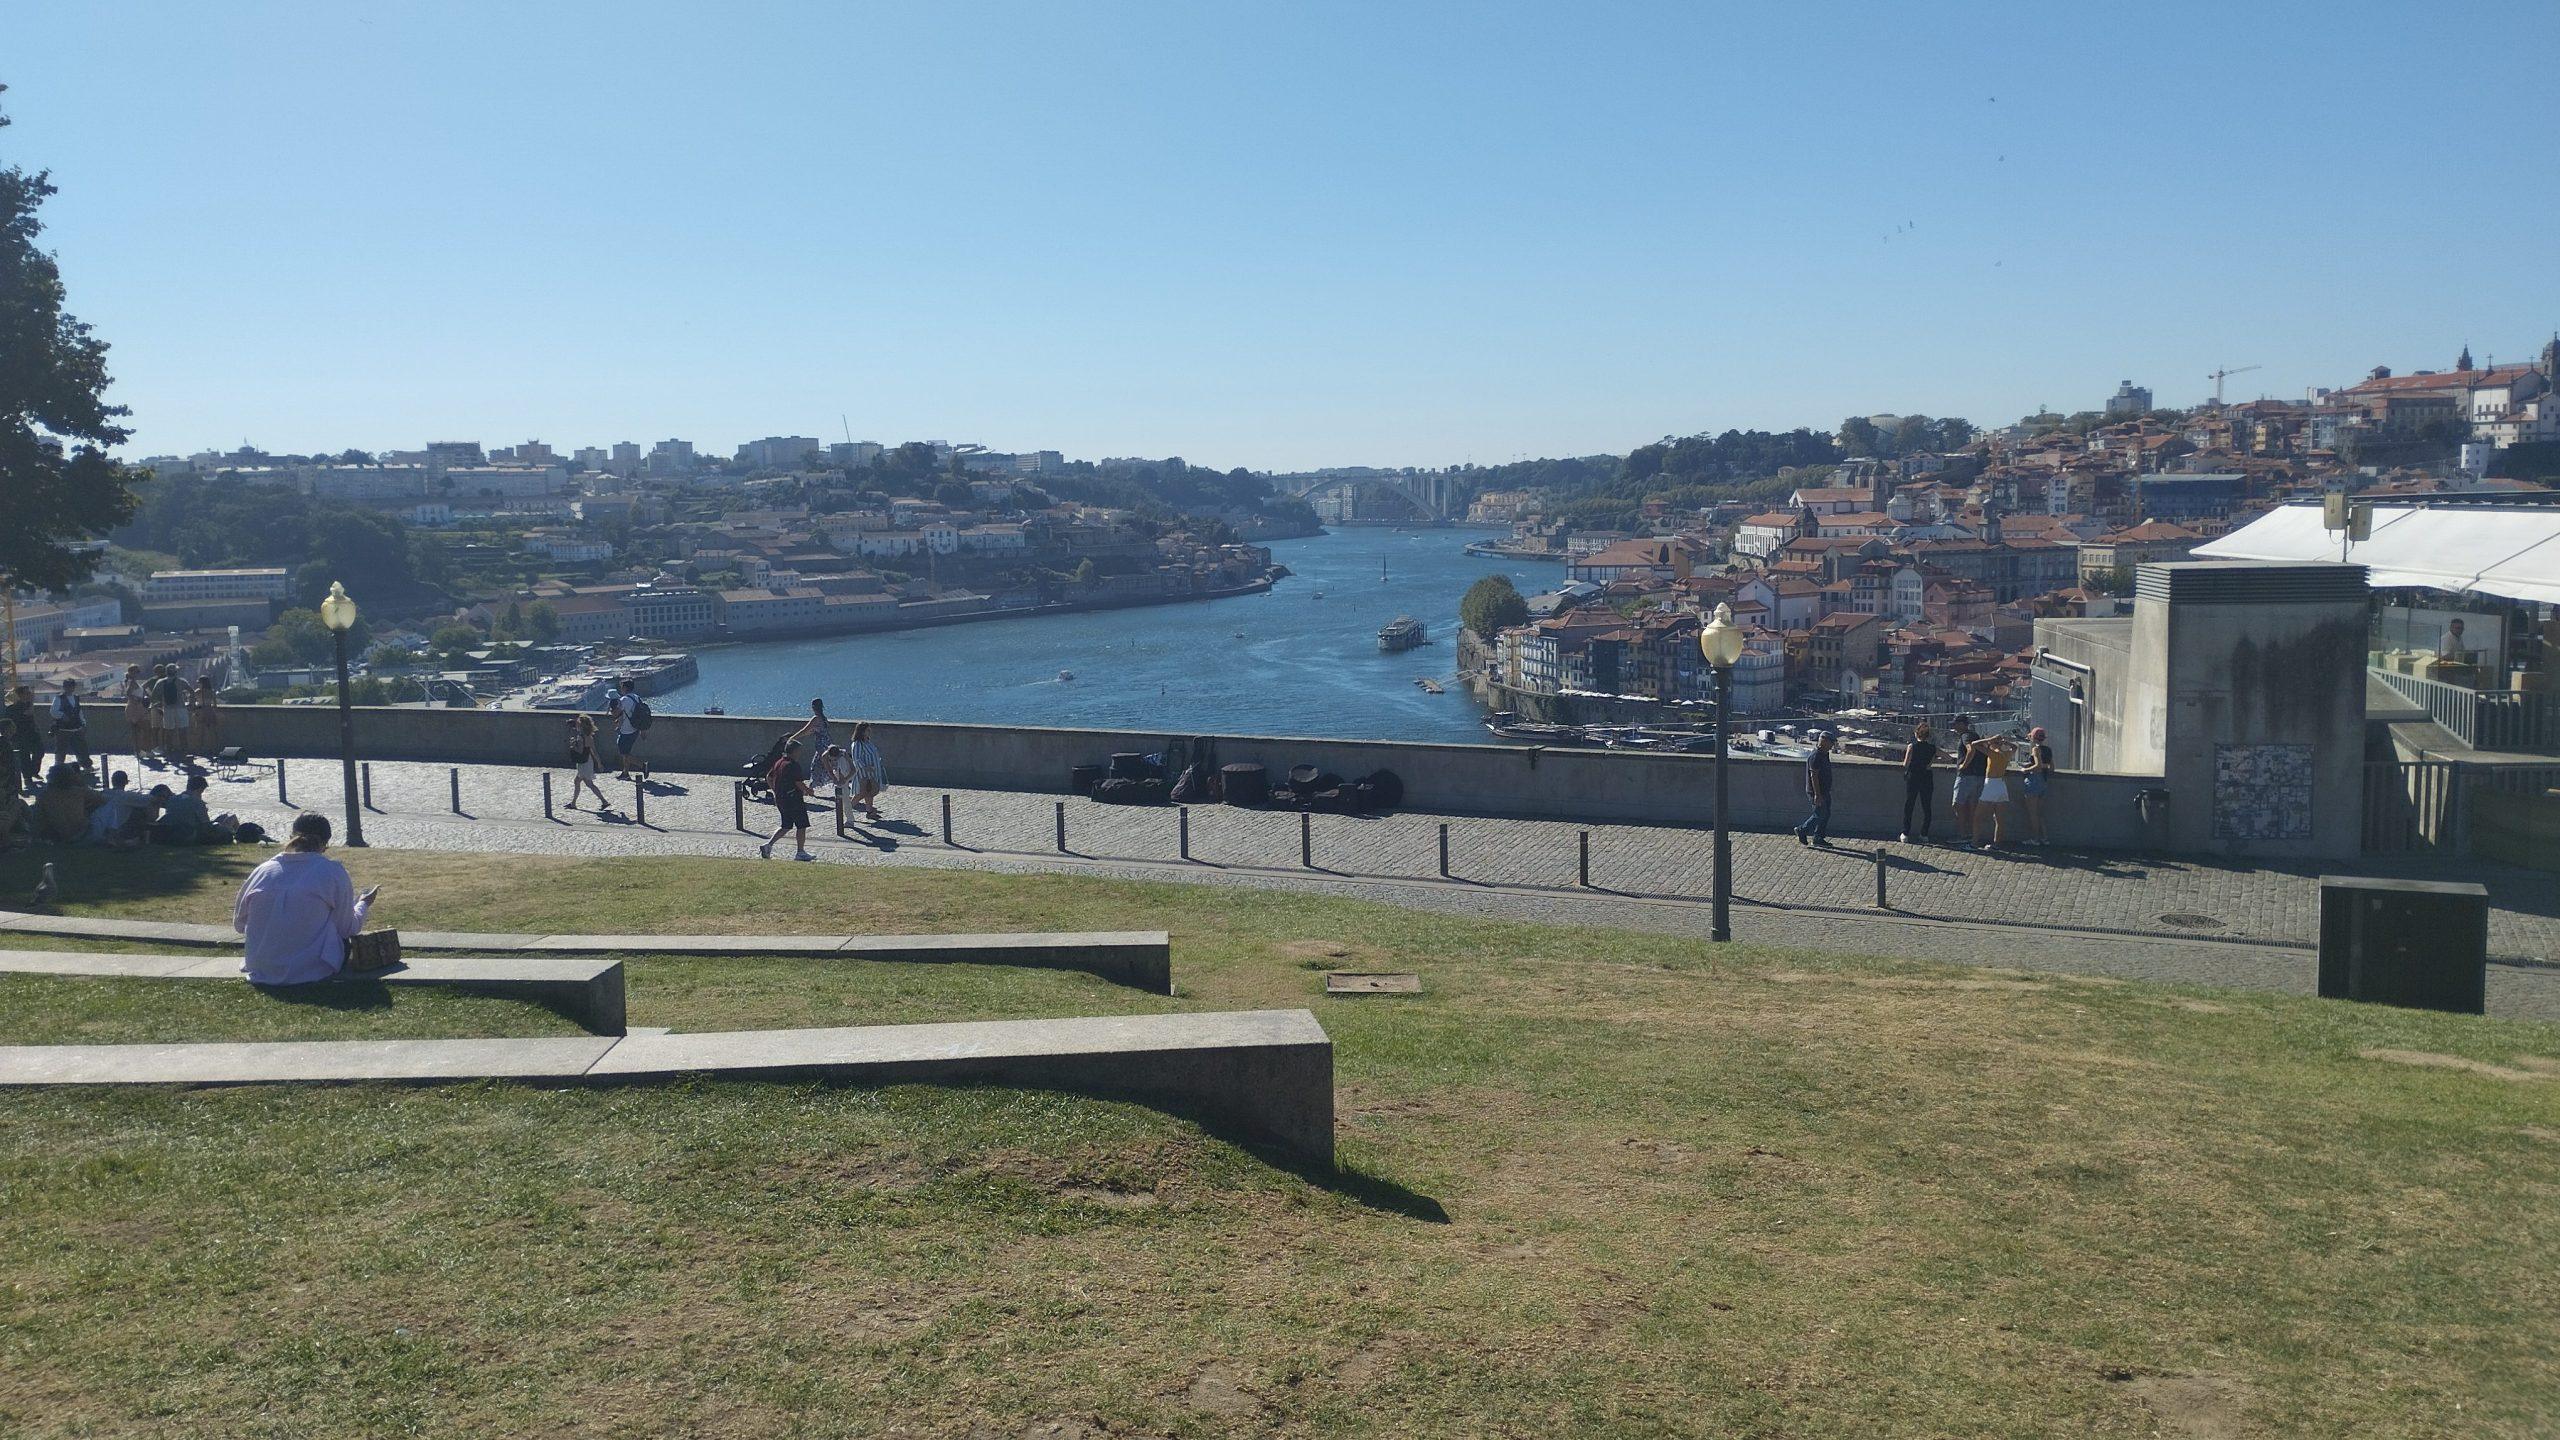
{"left": 12, "top": 1, "right": 2558, "bottom": 470}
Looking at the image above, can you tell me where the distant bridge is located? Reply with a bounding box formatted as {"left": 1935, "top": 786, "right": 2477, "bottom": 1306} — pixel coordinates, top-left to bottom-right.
{"left": 1283, "top": 470, "right": 1455, "bottom": 522}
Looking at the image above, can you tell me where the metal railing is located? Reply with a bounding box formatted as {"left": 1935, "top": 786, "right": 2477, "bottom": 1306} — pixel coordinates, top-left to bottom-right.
{"left": 2362, "top": 759, "right": 2459, "bottom": 854}
{"left": 2372, "top": 667, "right": 2556, "bottom": 752}
{"left": 2363, "top": 757, "right": 2560, "bottom": 860}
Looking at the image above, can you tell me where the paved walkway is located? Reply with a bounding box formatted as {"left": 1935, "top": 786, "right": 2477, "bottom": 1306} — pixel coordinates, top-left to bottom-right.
{"left": 95, "top": 754, "right": 2560, "bottom": 1021}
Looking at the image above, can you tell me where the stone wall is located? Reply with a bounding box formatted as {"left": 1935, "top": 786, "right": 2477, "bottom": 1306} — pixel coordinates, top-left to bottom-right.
{"left": 108, "top": 704, "right": 2166, "bottom": 849}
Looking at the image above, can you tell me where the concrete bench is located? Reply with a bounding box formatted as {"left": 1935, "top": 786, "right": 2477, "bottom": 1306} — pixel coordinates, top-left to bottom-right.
{"left": 0, "top": 951, "right": 626, "bottom": 1036}
{"left": 0, "top": 1008, "right": 1333, "bottom": 1162}
{"left": 0, "top": 912, "right": 1171, "bottom": 994}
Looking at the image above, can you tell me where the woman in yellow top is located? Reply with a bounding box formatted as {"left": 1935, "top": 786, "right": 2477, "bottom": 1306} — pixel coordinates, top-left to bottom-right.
{"left": 1969, "top": 733, "right": 2012, "bottom": 848}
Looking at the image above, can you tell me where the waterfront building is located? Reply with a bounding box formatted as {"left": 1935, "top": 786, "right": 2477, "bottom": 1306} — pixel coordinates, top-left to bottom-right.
{"left": 628, "top": 585, "right": 717, "bottom": 642}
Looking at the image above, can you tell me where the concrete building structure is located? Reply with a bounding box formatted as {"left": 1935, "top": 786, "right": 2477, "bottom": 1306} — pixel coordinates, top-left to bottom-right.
{"left": 145, "top": 568, "right": 291, "bottom": 603}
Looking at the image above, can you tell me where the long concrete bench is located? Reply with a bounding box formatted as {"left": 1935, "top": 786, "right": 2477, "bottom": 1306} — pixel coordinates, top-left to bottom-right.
{"left": 0, "top": 950, "right": 626, "bottom": 1036}
{"left": 0, "top": 912, "right": 1171, "bottom": 994}
{"left": 0, "top": 1008, "right": 1333, "bottom": 1162}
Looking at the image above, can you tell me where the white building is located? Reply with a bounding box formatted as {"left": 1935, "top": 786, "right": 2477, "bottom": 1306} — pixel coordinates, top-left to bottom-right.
{"left": 736, "top": 436, "right": 823, "bottom": 469}
{"left": 146, "top": 567, "right": 292, "bottom": 603}
{"left": 440, "top": 465, "right": 567, "bottom": 499}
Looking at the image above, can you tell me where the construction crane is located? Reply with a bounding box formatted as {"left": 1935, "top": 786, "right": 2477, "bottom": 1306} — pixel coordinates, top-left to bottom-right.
{"left": 2207, "top": 365, "right": 2262, "bottom": 406}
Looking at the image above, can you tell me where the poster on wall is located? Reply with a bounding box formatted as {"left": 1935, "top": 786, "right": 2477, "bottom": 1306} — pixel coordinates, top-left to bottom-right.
{"left": 2214, "top": 743, "right": 2313, "bottom": 841}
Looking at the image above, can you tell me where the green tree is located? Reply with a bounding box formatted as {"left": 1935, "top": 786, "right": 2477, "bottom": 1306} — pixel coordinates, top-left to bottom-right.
{"left": 1460, "top": 574, "right": 1530, "bottom": 641}
{"left": 0, "top": 87, "right": 149, "bottom": 594}
{"left": 525, "top": 600, "right": 561, "bottom": 642}
{"left": 1838, "top": 416, "right": 1883, "bottom": 458}
{"left": 430, "top": 623, "right": 483, "bottom": 656}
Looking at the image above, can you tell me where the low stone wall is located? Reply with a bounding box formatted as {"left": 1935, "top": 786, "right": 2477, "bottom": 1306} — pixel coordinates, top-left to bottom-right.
{"left": 104, "top": 704, "right": 2167, "bottom": 849}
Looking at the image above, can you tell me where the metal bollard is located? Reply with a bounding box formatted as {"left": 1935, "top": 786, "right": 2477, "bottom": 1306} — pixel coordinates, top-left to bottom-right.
{"left": 733, "top": 782, "right": 747, "bottom": 832}
{"left": 633, "top": 776, "right": 646, "bottom": 825}
{"left": 1438, "top": 822, "right": 1450, "bottom": 878}
{"left": 542, "top": 771, "right": 553, "bottom": 819}
{"left": 1055, "top": 800, "right": 1068, "bottom": 853}
{"left": 1300, "top": 811, "right": 1313, "bottom": 869}
{"left": 361, "top": 762, "right": 373, "bottom": 811}
{"left": 1579, "top": 830, "right": 1591, "bottom": 888}
{"left": 1874, "top": 847, "right": 1889, "bottom": 909}
{"left": 449, "top": 767, "right": 462, "bottom": 814}
{"left": 940, "top": 793, "right": 953, "bottom": 845}
{"left": 1178, "top": 806, "right": 1190, "bottom": 861}
{"left": 835, "top": 787, "right": 848, "bottom": 837}
{"left": 276, "top": 759, "right": 288, "bottom": 805}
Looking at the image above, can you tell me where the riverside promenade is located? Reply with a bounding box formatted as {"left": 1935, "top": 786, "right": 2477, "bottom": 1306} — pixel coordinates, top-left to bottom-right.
{"left": 142, "top": 755, "right": 2560, "bottom": 1019}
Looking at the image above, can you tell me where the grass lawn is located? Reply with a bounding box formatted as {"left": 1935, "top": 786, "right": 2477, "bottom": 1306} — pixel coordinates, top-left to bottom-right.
{"left": 1, "top": 845, "right": 2556, "bottom": 1438}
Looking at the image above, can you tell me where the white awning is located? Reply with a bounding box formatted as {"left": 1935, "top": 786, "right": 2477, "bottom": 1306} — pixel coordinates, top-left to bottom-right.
{"left": 2195, "top": 503, "right": 2560, "bottom": 606}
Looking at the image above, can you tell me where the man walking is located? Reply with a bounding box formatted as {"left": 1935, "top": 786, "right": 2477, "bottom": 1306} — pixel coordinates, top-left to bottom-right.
{"left": 608, "top": 678, "right": 650, "bottom": 782}
{"left": 1793, "top": 730, "right": 1836, "bottom": 847}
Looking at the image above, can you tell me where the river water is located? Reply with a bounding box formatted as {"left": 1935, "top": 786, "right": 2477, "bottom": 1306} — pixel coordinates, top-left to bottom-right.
{"left": 665, "top": 527, "right": 1551, "bottom": 742}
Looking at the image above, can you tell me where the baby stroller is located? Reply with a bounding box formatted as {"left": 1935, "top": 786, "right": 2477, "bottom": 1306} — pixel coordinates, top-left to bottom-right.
{"left": 739, "top": 733, "right": 792, "bottom": 801}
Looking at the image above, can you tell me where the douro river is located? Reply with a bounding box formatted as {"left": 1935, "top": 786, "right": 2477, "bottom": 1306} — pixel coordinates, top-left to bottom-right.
{"left": 667, "top": 527, "right": 1548, "bottom": 742}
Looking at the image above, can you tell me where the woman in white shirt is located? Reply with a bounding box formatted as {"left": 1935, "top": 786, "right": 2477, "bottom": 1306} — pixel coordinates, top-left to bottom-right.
{"left": 847, "top": 723, "right": 887, "bottom": 822}
{"left": 234, "top": 813, "right": 378, "bottom": 986}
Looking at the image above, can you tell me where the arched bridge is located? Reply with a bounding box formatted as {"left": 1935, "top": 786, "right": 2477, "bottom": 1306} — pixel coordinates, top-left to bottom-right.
{"left": 1282, "top": 470, "right": 1455, "bottom": 521}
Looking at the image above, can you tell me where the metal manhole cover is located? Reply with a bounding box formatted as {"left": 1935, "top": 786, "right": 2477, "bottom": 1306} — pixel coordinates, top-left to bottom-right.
{"left": 2157, "top": 913, "right": 2225, "bottom": 930}
{"left": 1326, "top": 971, "right": 1422, "bottom": 995}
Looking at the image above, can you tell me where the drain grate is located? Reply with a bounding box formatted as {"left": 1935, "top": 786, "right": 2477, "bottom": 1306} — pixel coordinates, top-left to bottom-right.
{"left": 2157, "top": 912, "right": 2226, "bottom": 930}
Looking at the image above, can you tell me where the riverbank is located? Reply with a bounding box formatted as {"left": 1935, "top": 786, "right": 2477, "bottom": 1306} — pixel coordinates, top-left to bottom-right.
{"left": 695, "top": 571, "right": 1283, "bottom": 652}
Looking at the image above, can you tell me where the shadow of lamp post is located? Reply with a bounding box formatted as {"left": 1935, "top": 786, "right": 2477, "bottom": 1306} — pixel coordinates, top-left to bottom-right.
{"left": 319, "top": 581, "right": 365, "bottom": 848}
{"left": 1700, "top": 601, "right": 1743, "bottom": 942}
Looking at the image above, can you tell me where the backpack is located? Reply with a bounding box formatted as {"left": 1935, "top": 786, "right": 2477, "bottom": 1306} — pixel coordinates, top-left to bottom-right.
{"left": 630, "top": 698, "right": 654, "bottom": 731}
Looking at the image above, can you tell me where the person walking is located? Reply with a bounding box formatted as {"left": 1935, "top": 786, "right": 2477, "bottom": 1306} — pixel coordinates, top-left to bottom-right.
{"left": 792, "top": 699, "right": 833, "bottom": 788}
{"left": 1969, "top": 730, "right": 2013, "bottom": 848}
{"left": 190, "top": 676, "right": 222, "bottom": 758}
{"left": 155, "top": 665, "right": 191, "bottom": 766}
{"left": 1793, "top": 730, "right": 1836, "bottom": 847}
{"left": 607, "top": 678, "right": 650, "bottom": 781}
{"left": 1948, "top": 715, "right": 1983, "bottom": 841}
{"left": 2015, "top": 726, "right": 2053, "bottom": 846}
{"left": 48, "top": 679, "right": 91, "bottom": 772}
{"left": 564, "top": 715, "right": 611, "bottom": 811}
{"left": 758, "top": 739, "right": 815, "bottom": 860}
{"left": 1898, "top": 722, "right": 1937, "bottom": 842}
{"left": 847, "top": 722, "right": 886, "bottom": 822}
{"left": 233, "top": 813, "right": 380, "bottom": 986}
{"left": 122, "top": 665, "right": 151, "bottom": 759}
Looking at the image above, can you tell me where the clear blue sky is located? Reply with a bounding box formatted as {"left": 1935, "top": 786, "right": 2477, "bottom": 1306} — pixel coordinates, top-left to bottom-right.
{"left": 10, "top": 2, "right": 2555, "bottom": 471}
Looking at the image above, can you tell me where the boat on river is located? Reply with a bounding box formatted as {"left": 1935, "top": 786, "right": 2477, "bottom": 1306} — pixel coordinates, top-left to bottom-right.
{"left": 1377, "top": 616, "right": 1427, "bottom": 652}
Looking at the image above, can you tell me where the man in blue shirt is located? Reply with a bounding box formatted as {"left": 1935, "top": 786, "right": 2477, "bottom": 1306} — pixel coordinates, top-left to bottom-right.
{"left": 1793, "top": 731, "right": 1836, "bottom": 847}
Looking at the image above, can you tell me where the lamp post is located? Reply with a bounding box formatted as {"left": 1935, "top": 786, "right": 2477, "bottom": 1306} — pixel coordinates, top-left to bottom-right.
{"left": 1699, "top": 602, "right": 1744, "bottom": 942}
{"left": 319, "top": 581, "right": 365, "bottom": 847}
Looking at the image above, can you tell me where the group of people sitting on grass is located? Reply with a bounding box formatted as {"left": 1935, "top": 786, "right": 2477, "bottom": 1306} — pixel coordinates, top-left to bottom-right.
{"left": 0, "top": 765, "right": 248, "bottom": 851}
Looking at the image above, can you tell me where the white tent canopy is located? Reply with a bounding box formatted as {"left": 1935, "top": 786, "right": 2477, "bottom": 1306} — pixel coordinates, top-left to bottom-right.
{"left": 2195, "top": 501, "right": 2560, "bottom": 606}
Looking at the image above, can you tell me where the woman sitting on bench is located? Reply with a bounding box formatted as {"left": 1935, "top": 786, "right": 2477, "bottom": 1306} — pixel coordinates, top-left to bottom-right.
{"left": 233, "top": 813, "right": 379, "bottom": 985}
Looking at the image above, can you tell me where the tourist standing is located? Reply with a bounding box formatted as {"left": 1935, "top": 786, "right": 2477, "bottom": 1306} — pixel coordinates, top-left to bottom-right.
{"left": 1969, "top": 730, "right": 2012, "bottom": 848}
{"left": 1899, "top": 722, "right": 1937, "bottom": 842}
{"left": 758, "top": 739, "right": 815, "bottom": 860}
{"left": 155, "top": 665, "right": 191, "bottom": 765}
{"left": 847, "top": 722, "right": 886, "bottom": 822}
{"left": 565, "top": 715, "right": 611, "bottom": 810}
{"left": 233, "top": 813, "right": 379, "bottom": 986}
{"left": 1949, "top": 715, "right": 1983, "bottom": 840}
{"left": 191, "top": 677, "right": 222, "bottom": 757}
{"left": 2015, "top": 726, "right": 2053, "bottom": 846}
{"left": 48, "top": 679, "right": 91, "bottom": 771}
{"left": 1793, "top": 731, "right": 1836, "bottom": 847}
{"left": 4, "top": 684, "right": 41, "bottom": 796}
{"left": 122, "top": 665, "right": 151, "bottom": 758}
{"left": 608, "top": 678, "right": 650, "bottom": 781}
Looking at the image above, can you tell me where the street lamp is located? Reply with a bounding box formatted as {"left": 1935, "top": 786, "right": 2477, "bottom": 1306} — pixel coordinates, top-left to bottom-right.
{"left": 1699, "top": 602, "right": 1745, "bottom": 942}
{"left": 319, "top": 581, "right": 365, "bottom": 847}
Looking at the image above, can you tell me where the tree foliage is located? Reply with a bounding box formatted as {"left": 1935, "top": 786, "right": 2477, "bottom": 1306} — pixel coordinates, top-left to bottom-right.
{"left": 1460, "top": 574, "right": 1530, "bottom": 641}
{"left": 0, "top": 87, "right": 149, "bottom": 592}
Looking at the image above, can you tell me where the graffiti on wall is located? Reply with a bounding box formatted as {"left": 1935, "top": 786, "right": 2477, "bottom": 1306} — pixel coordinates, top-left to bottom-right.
{"left": 2213, "top": 742, "right": 2313, "bottom": 841}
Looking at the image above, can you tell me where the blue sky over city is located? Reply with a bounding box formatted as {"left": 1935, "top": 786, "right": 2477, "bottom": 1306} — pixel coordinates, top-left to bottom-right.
{"left": 10, "top": 1, "right": 2555, "bottom": 469}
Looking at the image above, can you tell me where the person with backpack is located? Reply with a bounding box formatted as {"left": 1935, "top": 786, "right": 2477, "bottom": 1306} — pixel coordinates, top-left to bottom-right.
{"left": 564, "top": 715, "right": 611, "bottom": 811}
{"left": 153, "top": 665, "right": 190, "bottom": 765}
{"left": 608, "top": 678, "right": 652, "bottom": 781}
{"left": 48, "top": 679, "right": 91, "bottom": 771}
{"left": 757, "top": 739, "right": 815, "bottom": 861}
